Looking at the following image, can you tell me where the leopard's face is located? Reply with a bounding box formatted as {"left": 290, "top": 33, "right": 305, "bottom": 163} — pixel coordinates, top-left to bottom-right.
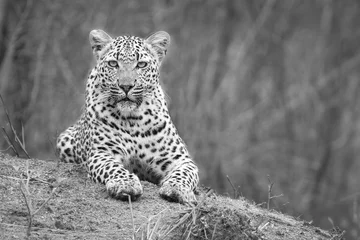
{"left": 88, "top": 30, "right": 170, "bottom": 113}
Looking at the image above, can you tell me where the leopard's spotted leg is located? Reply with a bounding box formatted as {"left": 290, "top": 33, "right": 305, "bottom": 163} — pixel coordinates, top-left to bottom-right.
{"left": 159, "top": 157, "right": 199, "bottom": 205}
{"left": 57, "top": 126, "right": 79, "bottom": 163}
{"left": 88, "top": 150, "right": 143, "bottom": 201}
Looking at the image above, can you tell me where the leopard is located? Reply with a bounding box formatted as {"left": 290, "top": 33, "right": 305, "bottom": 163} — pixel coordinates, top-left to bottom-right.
{"left": 56, "top": 29, "right": 199, "bottom": 204}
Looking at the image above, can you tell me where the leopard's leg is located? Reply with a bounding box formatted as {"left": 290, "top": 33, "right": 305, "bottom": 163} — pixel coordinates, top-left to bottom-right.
{"left": 88, "top": 150, "right": 143, "bottom": 201}
{"left": 159, "top": 157, "right": 199, "bottom": 205}
{"left": 57, "top": 126, "right": 79, "bottom": 163}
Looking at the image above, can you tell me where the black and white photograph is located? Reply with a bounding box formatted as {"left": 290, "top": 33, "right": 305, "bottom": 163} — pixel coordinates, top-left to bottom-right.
{"left": 0, "top": 0, "right": 358, "bottom": 239}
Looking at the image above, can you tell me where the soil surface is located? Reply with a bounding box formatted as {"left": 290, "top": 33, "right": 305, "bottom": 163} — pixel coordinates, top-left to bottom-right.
{"left": 0, "top": 153, "right": 342, "bottom": 239}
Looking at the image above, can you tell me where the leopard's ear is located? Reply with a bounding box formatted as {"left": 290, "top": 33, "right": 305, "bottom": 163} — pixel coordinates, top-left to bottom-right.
{"left": 145, "top": 31, "right": 170, "bottom": 62}
{"left": 89, "top": 29, "right": 113, "bottom": 60}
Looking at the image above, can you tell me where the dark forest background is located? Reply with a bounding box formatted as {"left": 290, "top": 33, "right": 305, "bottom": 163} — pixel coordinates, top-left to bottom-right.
{"left": 1, "top": 0, "right": 359, "bottom": 239}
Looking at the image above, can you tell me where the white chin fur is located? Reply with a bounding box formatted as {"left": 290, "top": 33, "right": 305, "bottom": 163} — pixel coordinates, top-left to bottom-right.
{"left": 117, "top": 102, "right": 137, "bottom": 114}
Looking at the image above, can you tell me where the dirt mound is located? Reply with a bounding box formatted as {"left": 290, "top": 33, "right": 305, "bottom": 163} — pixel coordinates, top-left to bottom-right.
{"left": 0, "top": 153, "right": 341, "bottom": 239}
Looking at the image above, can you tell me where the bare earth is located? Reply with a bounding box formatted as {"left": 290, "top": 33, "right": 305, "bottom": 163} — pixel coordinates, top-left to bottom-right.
{"left": 0, "top": 153, "right": 342, "bottom": 240}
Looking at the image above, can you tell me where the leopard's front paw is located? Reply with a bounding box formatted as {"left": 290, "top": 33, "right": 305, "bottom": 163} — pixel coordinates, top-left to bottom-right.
{"left": 106, "top": 174, "right": 143, "bottom": 201}
{"left": 159, "top": 181, "right": 197, "bottom": 205}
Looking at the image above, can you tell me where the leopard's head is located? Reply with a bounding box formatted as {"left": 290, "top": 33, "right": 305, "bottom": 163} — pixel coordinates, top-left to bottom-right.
{"left": 88, "top": 29, "right": 170, "bottom": 113}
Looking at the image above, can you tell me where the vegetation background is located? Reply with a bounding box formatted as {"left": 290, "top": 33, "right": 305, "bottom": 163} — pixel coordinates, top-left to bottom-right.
{"left": 0, "top": 0, "right": 359, "bottom": 239}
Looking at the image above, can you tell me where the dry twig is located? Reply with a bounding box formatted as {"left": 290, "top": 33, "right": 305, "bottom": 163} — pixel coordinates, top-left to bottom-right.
{"left": 0, "top": 93, "right": 30, "bottom": 158}
{"left": 267, "top": 175, "right": 283, "bottom": 210}
{"left": 17, "top": 156, "right": 58, "bottom": 239}
{"left": 226, "top": 175, "right": 241, "bottom": 199}
{"left": 1, "top": 128, "right": 19, "bottom": 156}
{"left": 127, "top": 194, "right": 136, "bottom": 240}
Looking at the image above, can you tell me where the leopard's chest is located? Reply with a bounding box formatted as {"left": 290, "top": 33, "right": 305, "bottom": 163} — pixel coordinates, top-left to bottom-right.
{"left": 88, "top": 115, "right": 169, "bottom": 153}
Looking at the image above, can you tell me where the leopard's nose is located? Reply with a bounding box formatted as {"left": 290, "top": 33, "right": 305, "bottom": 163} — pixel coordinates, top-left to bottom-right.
{"left": 119, "top": 85, "right": 134, "bottom": 94}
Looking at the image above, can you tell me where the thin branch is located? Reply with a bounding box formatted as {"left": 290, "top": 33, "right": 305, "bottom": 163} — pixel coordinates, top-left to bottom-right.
{"left": 127, "top": 195, "right": 136, "bottom": 240}
{"left": 0, "top": 94, "right": 16, "bottom": 137}
{"left": 19, "top": 182, "right": 32, "bottom": 239}
{"left": 21, "top": 122, "right": 25, "bottom": 150}
{"left": 211, "top": 222, "right": 217, "bottom": 240}
{"left": 0, "top": 175, "right": 23, "bottom": 181}
{"left": 25, "top": 159, "right": 30, "bottom": 193}
{"left": 267, "top": 175, "right": 283, "bottom": 210}
{"left": 22, "top": 156, "right": 32, "bottom": 239}
{"left": 18, "top": 156, "right": 57, "bottom": 239}
{"left": 258, "top": 220, "right": 270, "bottom": 231}
{"left": 0, "top": 93, "right": 30, "bottom": 158}
{"left": 0, "top": 145, "right": 12, "bottom": 152}
{"left": 226, "top": 175, "right": 238, "bottom": 199}
{"left": 1, "top": 128, "right": 19, "bottom": 156}
{"left": 13, "top": 133, "right": 31, "bottom": 159}
{"left": 32, "top": 187, "right": 57, "bottom": 216}
{"left": 0, "top": 175, "right": 51, "bottom": 185}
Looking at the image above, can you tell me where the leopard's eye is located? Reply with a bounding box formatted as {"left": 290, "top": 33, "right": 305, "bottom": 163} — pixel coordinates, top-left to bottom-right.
{"left": 137, "top": 61, "right": 148, "bottom": 68}
{"left": 108, "top": 60, "right": 118, "bottom": 68}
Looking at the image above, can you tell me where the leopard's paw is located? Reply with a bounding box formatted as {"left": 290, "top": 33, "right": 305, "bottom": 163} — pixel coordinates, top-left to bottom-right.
{"left": 159, "top": 181, "right": 197, "bottom": 205}
{"left": 106, "top": 174, "right": 143, "bottom": 201}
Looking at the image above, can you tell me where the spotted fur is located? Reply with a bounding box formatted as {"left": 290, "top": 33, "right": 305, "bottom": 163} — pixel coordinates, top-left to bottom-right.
{"left": 56, "top": 30, "right": 199, "bottom": 204}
